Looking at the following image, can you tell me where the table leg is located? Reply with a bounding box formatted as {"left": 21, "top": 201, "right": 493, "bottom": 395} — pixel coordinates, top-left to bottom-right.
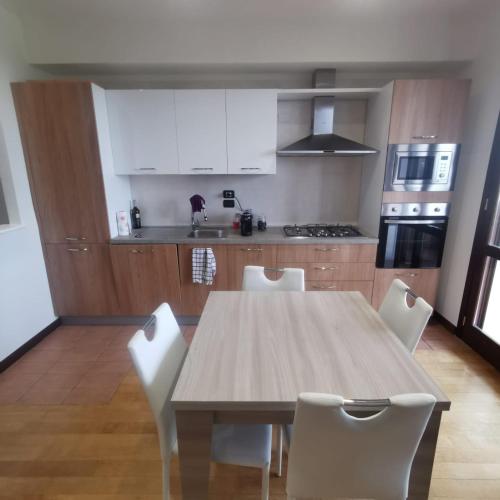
{"left": 176, "top": 410, "right": 214, "bottom": 500}
{"left": 408, "top": 411, "right": 442, "bottom": 499}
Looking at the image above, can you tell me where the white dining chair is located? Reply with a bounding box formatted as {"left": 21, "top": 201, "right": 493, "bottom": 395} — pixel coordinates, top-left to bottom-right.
{"left": 128, "top": 303, "right": 272, "bottom": 500}
{"left": 242, "top": 265, "right": 305, "bottom": 292}
{"left": 286, "top": 392, "right": 436, "bottom": 500}
{"left": 242, "top": 264, "right": 305, "bottom": 477}
{"left": 379, "top": 278, "right": 433, "bottom": 354}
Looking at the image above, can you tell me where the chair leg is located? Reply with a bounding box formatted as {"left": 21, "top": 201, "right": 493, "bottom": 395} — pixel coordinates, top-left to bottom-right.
{"left": 276, "top": 425, "right": 283, "bottom": 477}
{"left": 261, "top": 461, "right": 270, "bottom": 500}
{"left": 162, "top": 460, "right": 170, "bottom": 500}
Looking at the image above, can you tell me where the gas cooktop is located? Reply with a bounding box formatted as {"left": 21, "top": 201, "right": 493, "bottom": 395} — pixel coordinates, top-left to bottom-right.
{"left": 283, "top": 224, "right": 363, "bottom": 238}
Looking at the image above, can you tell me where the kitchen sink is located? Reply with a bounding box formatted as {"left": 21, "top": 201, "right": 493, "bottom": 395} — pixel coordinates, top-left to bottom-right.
{"left": 187, "top": 228, "right": 227, "bottom": 239}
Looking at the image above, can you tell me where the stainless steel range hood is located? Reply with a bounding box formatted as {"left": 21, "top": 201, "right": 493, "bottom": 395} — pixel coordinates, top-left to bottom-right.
{"left": 277, "top": 70, "right": 378, "bottom": 157}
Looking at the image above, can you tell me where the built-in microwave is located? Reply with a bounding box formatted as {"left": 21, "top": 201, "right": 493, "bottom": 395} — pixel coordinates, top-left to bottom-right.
{"left": 384, "top": 144, "right": 460, "bottom": 192}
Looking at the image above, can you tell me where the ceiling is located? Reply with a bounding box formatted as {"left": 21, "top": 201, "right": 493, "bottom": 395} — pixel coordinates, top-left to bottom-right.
{"left": 0, "top": 0, "right": 491, "bottom": 71}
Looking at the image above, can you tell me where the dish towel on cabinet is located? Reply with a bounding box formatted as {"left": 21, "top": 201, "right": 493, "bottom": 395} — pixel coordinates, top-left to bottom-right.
{"left": 192, "top": 248, "right": 217, "bottom": 285}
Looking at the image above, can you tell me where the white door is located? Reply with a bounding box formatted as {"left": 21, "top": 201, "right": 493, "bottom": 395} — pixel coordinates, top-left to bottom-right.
{"left": 106, "top": 90, "right": 179, "bottom": 174}
{"left": 175, "top": 90, "right": 228, "bottom": 174}
{"left": 226, "top": 90, "right": 277, "bottom": 175}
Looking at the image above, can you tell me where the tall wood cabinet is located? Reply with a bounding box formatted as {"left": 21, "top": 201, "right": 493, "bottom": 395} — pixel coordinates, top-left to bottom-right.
{"left": 12, "top": 82, "right": 110, "bottom": 243}
{"left": 388, "top": 79, "right": 470, "bottom": 144}
{"left": 13, "top": 81, "right": 117, "bottom": 315}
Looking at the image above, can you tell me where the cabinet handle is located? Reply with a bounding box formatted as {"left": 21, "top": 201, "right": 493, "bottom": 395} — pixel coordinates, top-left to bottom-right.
{"left": 66, "top": 247, "right": 88, "bottom": 253}
{"left": 65, "top": 236, "right": 87, "bottom": 241}
{"left": 241, "top": 167, "right": 261, "bottom": 171}
{"left": 315, "top": 247, "right": 339, "bottom": 252}
{"left": 312, "top": 284, "right": 337, "bottom": 290}
{"left": 134, "top": 167, "right": 157, "bottom": 171}
{"left": 314, "top": 266, "right": 338, "bottom": 271}
{"left": 130, "top": 249, "right": 145, "bottom": 254}
{"left": 395, "top": 272, "right": 419, "bottom": 277}
{"left": 412, "top": 135, "right": 437, "bottom": 140}
{"left": 240, "top": 248, "right": 263, "bottom": 252}
{"left": 191, "top": 168, "right": 214, "bottom": 171}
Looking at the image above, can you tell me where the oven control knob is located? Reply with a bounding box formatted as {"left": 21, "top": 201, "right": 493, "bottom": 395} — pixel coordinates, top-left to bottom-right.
{"left": 434, "top": 207, "right": 441, "bottom": 212}
{"left": 391, "top": 207, "right": 397, "bottom": 212}
{"left": 412, "top": 207, "right": 418, "bottom": 213}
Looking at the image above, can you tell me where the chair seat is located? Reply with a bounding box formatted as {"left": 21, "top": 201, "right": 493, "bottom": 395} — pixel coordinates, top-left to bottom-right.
{"left": 211, "top": 424, "right": 272, "bottom": 468}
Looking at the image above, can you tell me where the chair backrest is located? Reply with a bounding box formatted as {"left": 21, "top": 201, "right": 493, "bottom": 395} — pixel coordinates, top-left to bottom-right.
{"left": 242, "top": 265, "right": 305, "bottom": 291}
{"left": 287, "top": 392, "right": 436, "bottom": 499}
{"left": 379, "top": 279, "right": 433, "bottom": 354}
{"left": 128, "top": 303, "right": 187, "bottom": 460}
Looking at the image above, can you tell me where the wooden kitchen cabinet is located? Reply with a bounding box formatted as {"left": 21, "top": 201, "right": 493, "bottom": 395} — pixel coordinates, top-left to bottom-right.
{"left": 110, "top": 244, "right": 181, "bottom": 315}
{"left": 106, "top": 90, "right": 179, "bottom": 174}
{"left": 371, "top": 268, "right": 441, "bottom": 310}
{"left": 12, "top": 81, "right": 110, "bottom": 243}
{"left": 45, "top": 244, "right": 119, "bottom": 316}
{"left": 178, "top": 244, "right": 229, "bottom": 315}
{"left": 226, "top": 90, "right": 277, "bottom": 174}
{"left": 277, "top": 244, "right": 377, "bottom": 263}
{"left": 226, "top": 245, "right": 278, "bottom": 290}
{"left": 388, "top": 79, "right": 470, "bottom": 144}
{"left": 175, "top": 90, "right": 228, "bottom": 174}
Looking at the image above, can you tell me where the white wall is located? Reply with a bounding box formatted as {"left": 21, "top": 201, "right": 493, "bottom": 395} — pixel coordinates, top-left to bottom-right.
{"left": 0, "top": 4, "right": 55, "bottom": 361}
{"left": 2, "top": 0, "right": 478, "bottom": 66}
{"left": 130, "top": 99, "right": 366, "bottom": 227}
{"left": 437, "top": 2, "right": 500, "bottom": 324}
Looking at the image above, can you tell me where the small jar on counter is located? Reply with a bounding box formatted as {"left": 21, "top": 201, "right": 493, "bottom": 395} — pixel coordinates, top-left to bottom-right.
{"left": 232, "top": 212, "right": 241, "bottom": 230}
{"left": 257, "top": 215, "right": 267, "bottom": 231}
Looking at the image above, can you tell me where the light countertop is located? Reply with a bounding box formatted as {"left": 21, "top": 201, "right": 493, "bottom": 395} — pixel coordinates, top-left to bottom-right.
{"left": 110, "top": 226, "right": 379, "bottom": 245}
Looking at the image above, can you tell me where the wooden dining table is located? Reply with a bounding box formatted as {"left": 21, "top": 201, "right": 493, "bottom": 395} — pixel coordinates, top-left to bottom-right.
{"left": 172, "top": 291, "right": 450, "bottom": 500}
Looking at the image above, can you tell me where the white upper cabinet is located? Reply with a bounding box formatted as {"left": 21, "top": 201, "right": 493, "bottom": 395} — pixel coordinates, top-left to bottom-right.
{"left": 106, "top": 90, "right": 179, "bottom": 175}
{"left": 226, "top": 90, "right": 277, "bottom": 175}
{"left": 175, "top": 90, "right": 228, "bottom": 175}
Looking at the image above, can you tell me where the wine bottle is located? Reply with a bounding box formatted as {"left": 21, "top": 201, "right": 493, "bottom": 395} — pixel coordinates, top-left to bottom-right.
{"left": 130, "top": 200, "right": 141, "bottom": 229}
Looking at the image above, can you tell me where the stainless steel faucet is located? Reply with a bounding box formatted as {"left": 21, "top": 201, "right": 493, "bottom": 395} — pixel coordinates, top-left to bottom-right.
{"left": 190, "top": 194, "right": 208, "bottom": 229}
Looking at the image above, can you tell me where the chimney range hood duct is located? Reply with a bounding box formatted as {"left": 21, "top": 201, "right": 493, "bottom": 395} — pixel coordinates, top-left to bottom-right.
{"left": 277, "top": 69, "right": 378, "bottom": 157}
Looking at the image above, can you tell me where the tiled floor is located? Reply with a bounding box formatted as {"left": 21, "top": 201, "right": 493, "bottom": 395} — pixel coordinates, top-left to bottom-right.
{"left": 0, "top": 325, "right": 197, "bottom": 405}
{"left": 0, "top": 321, "right": 499, "bottom": 498}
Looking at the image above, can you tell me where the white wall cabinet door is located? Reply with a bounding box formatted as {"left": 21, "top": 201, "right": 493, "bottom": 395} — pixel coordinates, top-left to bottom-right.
{"left": 106, "top": 90, "right": 179, "bottom": 175}
{"left": 226, "top": 90, "right": 277, "bottom": 175}
{"left": 175, "top": 90, "right": 228, "bottom": 175}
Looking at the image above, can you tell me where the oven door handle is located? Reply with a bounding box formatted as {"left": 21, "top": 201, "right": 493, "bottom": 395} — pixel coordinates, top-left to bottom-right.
{"left": 384, "top": 219, "right": 446, "bottom": 225}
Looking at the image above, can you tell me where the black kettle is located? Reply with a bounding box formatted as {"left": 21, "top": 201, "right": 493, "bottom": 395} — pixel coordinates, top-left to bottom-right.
{"left": 240, "top": 210, "right": 253, "bottom": 236}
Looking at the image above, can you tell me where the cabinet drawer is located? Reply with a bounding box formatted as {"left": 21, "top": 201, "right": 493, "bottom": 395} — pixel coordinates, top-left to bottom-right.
{"left": 277, "top": 244, "right": 376, "bottom": 263}
{"left": 306, "top": 281, "right": 373, "bottom": 302}
{"left": 227, "top": 245, "right": 277, "bottom": 290}
{"left": 372, "top": 268, "right": 440, "bottom": 309}
{"left": 280, "top": 262, "right": 375, "bottom": 281}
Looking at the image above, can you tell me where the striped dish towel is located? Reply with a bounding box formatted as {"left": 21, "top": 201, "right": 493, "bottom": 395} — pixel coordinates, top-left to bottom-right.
{"left": 192, "top": 248, "right": 217, "bottom": 285}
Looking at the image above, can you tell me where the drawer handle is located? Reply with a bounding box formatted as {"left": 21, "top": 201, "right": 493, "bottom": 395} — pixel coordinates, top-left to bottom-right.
{"left": 412, "top": 135, "right": 437, "bottom": 139}
{"left": 130, "top": 249, "right": 145, "bottom": 254}
{"left": 241, "top": 167, "right": 261, "bottom": 171}
{"left": 65, "top": 236, "right": 87, "bottom": 241}
{"left": 315, "top": 248, "right": 338, "bottom": 252}
{"left": 240, "top": 248, "right": 264, "bottom": 252}
{"left": 134, "top": 167, "right": 157, "bottom": 171}
{"left": 395, "top": 272, "right": 419, "bottom": 277}
{"left": 314, "top": 266, "right": 338, "bottom": 271}
{"left": 313, "top": 284, "right": 337, "bottom": 290}
{"left": 66, "top": 247, "right": 88, "bottom": 253}
{"left": 191, "top": 168, "right": 214, "bottom": 171}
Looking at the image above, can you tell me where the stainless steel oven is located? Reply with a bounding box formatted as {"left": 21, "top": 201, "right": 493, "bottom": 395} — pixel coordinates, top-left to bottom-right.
{"left": 384, "top": 144, "right": 460, "bottom": 192}
{"left": 376, "top": 203, "right": 450, "bottom": 269}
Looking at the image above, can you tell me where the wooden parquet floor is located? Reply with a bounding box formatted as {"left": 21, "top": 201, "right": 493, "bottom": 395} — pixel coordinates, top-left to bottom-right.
{"left": 0, "top": 321, "right": 499, "bottom": 499}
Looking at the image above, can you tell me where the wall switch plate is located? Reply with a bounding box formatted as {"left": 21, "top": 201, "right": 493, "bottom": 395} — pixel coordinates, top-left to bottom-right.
{"left": 223, "top": 190, "right": 235, "bottom": 199}
{"left": 223, "top": 199, "right": 235, "bottom": 208}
